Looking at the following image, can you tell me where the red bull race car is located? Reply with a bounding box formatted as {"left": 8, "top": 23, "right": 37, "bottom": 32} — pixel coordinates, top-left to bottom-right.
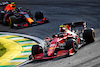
{"left": 0, "top": 1, "right": 49, "bottom": 28}
{"left": 29, "top": 21, "right": 95, "bottom": 60}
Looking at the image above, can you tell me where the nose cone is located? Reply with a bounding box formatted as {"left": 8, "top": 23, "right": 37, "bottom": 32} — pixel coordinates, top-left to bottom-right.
{"left": 47, "top": 43, "right": 57, "bottom": 56}
{"left": 47, "top": 50, "right": 53, "bottom": 56}
{"left": 47, "top": 51, "right": 53, "bottom": 56}
{"left": 47, "top": 47, "right": 55, "bottom": 56}
{"left": 47, "top": 53, "right": 51, "bottom": 56}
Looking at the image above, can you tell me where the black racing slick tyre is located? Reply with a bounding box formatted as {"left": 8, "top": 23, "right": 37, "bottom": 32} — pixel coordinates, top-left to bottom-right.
{"left": 35, "top": 11, "right": 44, "bottom": 20}
{"left": 66, "top": 39, "right": 78, "bottom": 53}
{"left": 0, "top": 13, "right": 3, "bottom": 22}
{"left": 31, "top": 45, "right": 43, "bottom": 56}
{"left": 9, "top": 16, "right": 17, "bottom": 28}
{"left": 0, "top": 11, "right": 5, "bottom": 23}
{"left": 83, "top": 29, "right": 95, "bottom": 43}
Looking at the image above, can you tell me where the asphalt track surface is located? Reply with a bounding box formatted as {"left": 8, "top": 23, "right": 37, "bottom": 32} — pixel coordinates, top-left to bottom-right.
{"left": 0, "top": 0, "right": 100, "bottom": 67}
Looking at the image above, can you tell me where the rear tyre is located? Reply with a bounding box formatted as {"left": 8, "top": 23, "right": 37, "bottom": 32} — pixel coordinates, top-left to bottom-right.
{"left": 9, "top": 16, "right": 17, "bottom": 28}
{"left": 31, "top": 45, "right": 43, "bottom": 56}
{"left": 0, "top": 13, "right": 3, "bottom": 22}
{"left": 0, "top": 11, "right": 5, "bottom": 23}
{"left": 83, "top": 29, "right": 95, "bottom": 43}
{"left": 35, "top": 11, "right": 44, "bottom": 20}
{"left": 66, "top": 39, "right": 78, "bottom": 53}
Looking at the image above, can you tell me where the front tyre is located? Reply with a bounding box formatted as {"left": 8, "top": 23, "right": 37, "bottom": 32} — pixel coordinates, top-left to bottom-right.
{"left": 31, "top": 45, "right": 43, "bottom": 56}
{"left": 66, "top": 39, "right": 78, "bottom": 53}
{"left": 9, "top": 16, "right": 17, "bottom": 28}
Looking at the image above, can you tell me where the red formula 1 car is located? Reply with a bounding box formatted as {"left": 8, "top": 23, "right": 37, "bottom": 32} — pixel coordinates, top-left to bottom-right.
{"left": 29, "top": 21, "right": 95, "bottom": 60}
{"left": 0, "top": 1, "right": 49, "bottom": 28}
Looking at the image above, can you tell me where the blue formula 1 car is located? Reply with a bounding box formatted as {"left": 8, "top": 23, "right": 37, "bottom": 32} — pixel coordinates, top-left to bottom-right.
{"left": 0, "top": 1, "right": 49, "bottom": 28}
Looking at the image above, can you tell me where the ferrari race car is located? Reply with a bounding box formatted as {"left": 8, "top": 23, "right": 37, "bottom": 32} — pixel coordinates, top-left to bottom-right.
{"left": 29, "top": 21, "right": 95, "bottom": 60}
{"left": 0, "top": 1, "right": 49, "bottom": 28}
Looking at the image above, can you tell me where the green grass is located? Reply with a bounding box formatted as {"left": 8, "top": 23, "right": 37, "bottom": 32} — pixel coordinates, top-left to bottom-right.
{"left": 0, "top": 44, "right": 6, "bottom": 57}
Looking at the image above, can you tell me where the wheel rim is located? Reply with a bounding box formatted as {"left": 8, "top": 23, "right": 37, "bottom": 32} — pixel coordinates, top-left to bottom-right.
{"left": 73, "top": 41, "right": 78, "bottom": 52}
{"left": 92, "top": 32, "right": 95, "bottom": 40}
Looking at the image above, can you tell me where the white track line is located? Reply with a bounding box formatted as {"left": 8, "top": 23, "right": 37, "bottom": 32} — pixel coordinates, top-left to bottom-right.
{"left": 18, "top": 41, "right": 36, "bottom": 44}
{"left": 16, "top": 60, "right": 33, "bottom": 67}
{"left": 0, "top": 35, "right": 11, "bottom": 37}
{"left": 20, "top": 52, "right": 31, "bottom": 55}
{"left": 9, "top": 59, "right": 27, "bottom": 62}
{"left": 10, "top": 37, "right": 25, "bottom": 40}
{"left": 22, "top": 46, "right": 32, "bottom": 49}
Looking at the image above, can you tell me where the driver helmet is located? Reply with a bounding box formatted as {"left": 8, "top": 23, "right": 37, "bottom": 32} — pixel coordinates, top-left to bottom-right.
{"left": 11, "top": 4, "right": 16, "bottom": 8}
{"left": 10, "top": 1, "right": 16, "bottom": 9}
{"left": 65, "top": 25, "right": 69, "bottom": 30}
{"left": 59, "top": 27, "right": 66, "bottom": 32}
{"left": 52, "top": 34, "right": 58, "bottom": 38}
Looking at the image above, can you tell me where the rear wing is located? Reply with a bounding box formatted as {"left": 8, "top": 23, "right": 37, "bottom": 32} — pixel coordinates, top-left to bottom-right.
{"left": 60, "top": 21, "right": 87, "bottom": 29}
{"left": 0, "top": 1, "right": 9, "bottom": 10}
{"left": 0, "top": 1, "right": 9, "bottom": 6}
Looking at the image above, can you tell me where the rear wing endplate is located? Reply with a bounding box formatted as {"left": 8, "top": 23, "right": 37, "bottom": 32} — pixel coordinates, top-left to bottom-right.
{"left": 60, "top": 21, "right": 87, "bottom": 29}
